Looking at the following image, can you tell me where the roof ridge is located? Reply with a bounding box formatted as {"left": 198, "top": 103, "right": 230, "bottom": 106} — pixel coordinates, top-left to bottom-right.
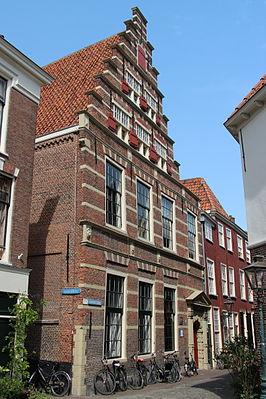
{"left": 44, "top": 32, "right": 123, "bottom": 69}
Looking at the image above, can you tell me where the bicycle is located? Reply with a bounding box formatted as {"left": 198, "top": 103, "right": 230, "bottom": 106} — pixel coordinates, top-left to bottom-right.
{"left": 164, "top": 351, "right": 182, "bottom": 382}
{"left": 184, "top": 352, "right": 198, "bottom": 376}
{"left": 129, "top": 354, "right": 149, "bottom": 386}
{"left": 94, "top": 358, "right": 127, "bottom": 395}
{"left": 149, "top": 353, "right": 178, "bottom": 383}
{"left": 126, "top": 356, "right": 144, "bottom": 390}
{"left": 29, "top": 361, "right": 71, "bottom": 397}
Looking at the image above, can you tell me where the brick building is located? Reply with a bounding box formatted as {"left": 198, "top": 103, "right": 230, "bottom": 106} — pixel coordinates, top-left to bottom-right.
{"left": 183, "top": 178, "right": 255, "bottom": 364}
{"left": 0, "top": 36, "right": 52, "bottom": 365}
{"left": 29, "top": 8, "right": 211, "bottom": 395}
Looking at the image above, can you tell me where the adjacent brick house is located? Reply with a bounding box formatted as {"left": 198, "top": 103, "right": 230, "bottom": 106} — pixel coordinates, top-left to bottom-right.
{"left": 0, "top": 36, "right": 52, "bottom": 365}
{"left": 183, "top": 178, "right": 255, "bottom": 364}
{"left": 29, "top": 8, "right": 211, "bottom": 395}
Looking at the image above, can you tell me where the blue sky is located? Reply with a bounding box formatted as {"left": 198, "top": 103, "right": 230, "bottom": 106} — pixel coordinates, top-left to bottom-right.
{"left": 2, "top": 0, "right": 266, "bottom": 229}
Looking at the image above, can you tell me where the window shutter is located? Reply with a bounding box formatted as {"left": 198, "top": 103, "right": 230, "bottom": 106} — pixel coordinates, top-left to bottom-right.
{"left": 138, "top": 46, "right": 147, "bottom": 70}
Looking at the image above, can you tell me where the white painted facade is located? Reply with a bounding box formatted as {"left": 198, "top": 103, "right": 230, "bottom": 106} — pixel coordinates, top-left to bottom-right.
{"left": 225, "top": 84, "right": 266, "bottom": 249}
{"left": 240, "top": 106, "right": 266, "bottom": 247}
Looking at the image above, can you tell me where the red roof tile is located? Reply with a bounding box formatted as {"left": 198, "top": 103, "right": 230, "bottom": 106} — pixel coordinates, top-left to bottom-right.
{"left": 36, "top": 34, "right": 121, "bottom": 135}
{"left": 231, "top": 74, "right": 266, "bottom": 117}
{"left": 182, "top": 177, "right": 229, "bottom": 219}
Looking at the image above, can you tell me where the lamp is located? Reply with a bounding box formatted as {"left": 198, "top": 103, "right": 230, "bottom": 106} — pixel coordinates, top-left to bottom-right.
{"left": 243, "top": 255, "right": 266, "bottom": 291}
{"left": 224, "top": 297, "right": 234, "bottom": 314}
{"left": 243, "top": 255, "right": 266, "bottom": 398}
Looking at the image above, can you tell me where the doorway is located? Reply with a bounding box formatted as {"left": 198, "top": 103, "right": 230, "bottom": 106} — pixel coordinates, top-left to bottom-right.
{"left": 193, "top": 320, "right": 201, "bottom": 367}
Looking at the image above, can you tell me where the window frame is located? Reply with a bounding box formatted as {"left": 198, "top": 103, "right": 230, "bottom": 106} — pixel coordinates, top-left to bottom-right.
{"left": 240, "top": 270, "right": 246, "bottom": 300}
{"left": 225, "top": 228, "right": 233, "bottom": 252}
{"left": 187, "top": 211, "right": 197, "bottom": 260}
{"left": 221, "top": 263, "right": 228, "bottom": 297}
{"left": 104, "top": 274, "right": 125, "bottom": 359}
{"left": 228, "top": 266, "right": 236, "bottom": 298}
{"left": 164, "top": 286, "right": 176, "bottom": 352}
{"left": 207, "top": 258, "right": 216, "bottom": 296}
{"left": 138, "top": 281, "right": 153, "bottom": 355}
{"left": 218, "top": 222, "right": 225, "bottom": 248}
{"left": 161, "top": 195, "right": 174, "bottom": 250}
{"left": 237, "top": 235, "right": 244, "bottom": 259}
{"left": 136, "top": 179, "right": 152, "bottom": 242}
{"left": 213, "top": 307, "right": 222, "bottom": 355}
{"left": 105, "top": 159, "right": 124, "bottom": 230}
{"left": 245, "top": 241, "right": 251, "bottom": 263}
{"left": 0, "top": 77, "right": 7, "bottom": 139}
{"left": 204, "top": 220, "right": 213, "bottom": 242}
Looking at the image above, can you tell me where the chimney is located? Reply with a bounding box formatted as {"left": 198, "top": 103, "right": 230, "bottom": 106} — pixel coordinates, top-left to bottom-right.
{"left": 229, "top": 215, "right": 235, "bottom": 223}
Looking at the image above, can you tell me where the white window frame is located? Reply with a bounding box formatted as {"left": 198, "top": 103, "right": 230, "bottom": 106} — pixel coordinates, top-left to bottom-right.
{"left": 221, "top": 263, "right": 228, "bottom": 296}
{"left": 245, "top": 241, "right": 251, "bottom": 263}
{"left": 161, "top": 194, "right": 175, "bottom": 251}
{"left": 237, "top": 235, "right": 244, "bottom": 259}
{"left": 204, "top": 220, "right": 213, "bottom": 242}
{"left": 135, "top": 122, "right": 151, "bottom": 145}
{"left": 104, "top": 269, "right": 128, "bottom": 361}
{"left": 218, "top": 222, "right": 225, "bottom": 248}
{"left": 164, "top": 284, "right": 178, "bottom": 353}
{"left": 112, "top": 102, "right": 131, "bottom": 130}
{"left": 187, "top": 211, "right": 198, "bottom": 261}
{"left": 125, "top": 69, "right": 141, "bottom": 95}
{"left": 248, "top": 285, "right": 254, "bottom": 303}
{"left": 228, "top": 267, "right": 236, "bottom": 297}
{"left": 240, "top": 270, "right": 246, "bottom": 300}
{"left": 213, "top": 307, "right": 222, "bottom": 354}
{"left": 136, "top": 178, "right": 154, "bottom": 243}
{"left": 226, "top": 228, "right": 233, "bottom": 252}
{"left": 207, "top": 258, "right": 216, "bottom": 296}
{"left": 105, "top": 158, "right": 126, "bottom": 232}
{"left": 138, "top": 278, "right": 155, "bottom": 356}
{"left": 154, "top": 139, "right": 167, "bottom": 160}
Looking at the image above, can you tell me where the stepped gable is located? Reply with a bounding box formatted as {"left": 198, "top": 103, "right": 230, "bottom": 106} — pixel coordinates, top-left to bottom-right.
{"left": 182, "top": 177, "right": 229, "bottom": 219}
{"left": 36, "top": 34, "right": 121, "bottom": 136}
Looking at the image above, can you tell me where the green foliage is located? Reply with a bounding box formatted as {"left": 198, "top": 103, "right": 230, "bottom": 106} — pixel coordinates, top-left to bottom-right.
{"left": 27, "top": 387, "right": 50, "bottom": 399}
{"left": 219, "top": 336, "right": 261, "bottom": 399}
{"left": 0, "top": 376, "right": 24, "bottom": 399}
{"left": 4, "top": 295, "right": 38, "bottom": 381}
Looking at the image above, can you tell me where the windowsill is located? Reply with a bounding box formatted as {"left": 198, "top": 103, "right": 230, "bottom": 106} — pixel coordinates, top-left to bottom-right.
{"left": 138, "top": 236, "right": 154, "bottom": 246}
{"left": 227, "top": 249, "right": 233, "bottom": 254}
{"left": 219, "top": 244, "right": 225, "bottom": 249}
{"left": 205, "top": 238, "right": 213, "bottom": 244}
{"left": 238, "top": 256, "right": 245, "bottom": 261}
{"left": 240, "top": 298, "right": 247, "bottom": 302}
{"left": 209, "top": 293, "right": 218, "bottom": 298}
{"left": 137, "top": 353, "right": 153, "bottom": 360}
{"left": 162, "top": 246, "right": 175, "bottom": 254}
{"left": 105, "top": 223, "right": 127, "bottom": 235}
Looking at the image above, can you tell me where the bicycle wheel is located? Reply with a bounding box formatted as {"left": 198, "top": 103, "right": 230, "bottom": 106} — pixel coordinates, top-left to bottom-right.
{"left": 50, "top": 371, "right": 71, "bottom": 396}
{"left": 127, "top": 368, "right": 143, "bottom": 390}
{"left": 94, "top": 370, "right": 116, "bottom": 395}
{"left": 117, "top": 368, "right": 127, "bottom": 391}
{"left": 147, "top": 366, "right": 157, "bottom": 384}
{"left": 167, "top": 366, "right": 178, "bottom": 383}
{"left": 140, "top": 365, "right": 148, "bottom": 386}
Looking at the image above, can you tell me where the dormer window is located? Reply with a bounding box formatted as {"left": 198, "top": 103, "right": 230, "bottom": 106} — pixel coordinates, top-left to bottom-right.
{"left": 0, "top": 78, "right": 7, "bottom": 139}
{"left": 113, "top": 103, "right": 130, "bottom": 130}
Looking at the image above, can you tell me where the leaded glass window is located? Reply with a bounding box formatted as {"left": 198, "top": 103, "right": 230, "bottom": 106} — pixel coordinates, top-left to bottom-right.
{"left": 138, "top": 282, "right": 152, "bottom": 354}
{"left": 164, "top": 287, "right": 175, "bottom": 351}
{"left": 162, "top": 196, "right": 173, "bottom": 249}
{"left": 137, "top": 181, "right": 150, "bottom": 240}
{"left": 106, "top": 162, "right": 122, "bottom": 228}
{"left": 187, "top": 212, "right": 196, "bottom": 259}
{"left": 104, "top": 275, "right": 124, "bottom": 358}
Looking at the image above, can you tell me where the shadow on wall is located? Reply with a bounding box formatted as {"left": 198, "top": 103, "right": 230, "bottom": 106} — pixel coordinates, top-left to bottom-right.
{"left": 26, "top": 196, "right": 60, "bottom": 362}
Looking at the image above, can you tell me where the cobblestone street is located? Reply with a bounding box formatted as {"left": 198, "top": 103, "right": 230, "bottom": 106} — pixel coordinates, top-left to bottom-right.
{"left": 68, "top": 369, "right": 233, "bottom": 399}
